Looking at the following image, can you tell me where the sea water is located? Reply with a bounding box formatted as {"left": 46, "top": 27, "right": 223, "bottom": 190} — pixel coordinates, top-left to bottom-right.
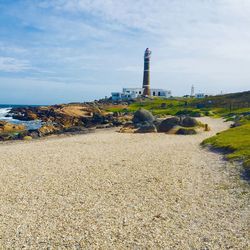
{"left": 0, "top": 104, "right": 42, "bottom": 130}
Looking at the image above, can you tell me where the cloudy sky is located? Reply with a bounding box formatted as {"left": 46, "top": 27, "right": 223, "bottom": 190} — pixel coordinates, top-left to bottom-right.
{"left": 0, "top": 0, "right": 250, "bottom": 104}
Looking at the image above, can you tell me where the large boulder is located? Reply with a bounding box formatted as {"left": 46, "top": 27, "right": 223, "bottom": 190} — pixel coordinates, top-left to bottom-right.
{"left": 136, "top": 124, "right": 157, "bottom": 133}
{"left": 132, "top": 108, "right": 155, "bottom": 125}
{"left": 158, "top": 117, "right": 180, "bottom": 132}
{"left": 181, "top": 116, "right": 198, "bottom": 127}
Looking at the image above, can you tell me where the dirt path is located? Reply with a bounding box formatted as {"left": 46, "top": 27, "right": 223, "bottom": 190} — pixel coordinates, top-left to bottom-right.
{"left": 0, "top": 118, "right": 249, "bottom": 249}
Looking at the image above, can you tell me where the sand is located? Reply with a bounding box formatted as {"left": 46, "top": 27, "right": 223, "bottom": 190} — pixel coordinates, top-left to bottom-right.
{"left": 0, "top": 117, "right": 249, "bottom": 249}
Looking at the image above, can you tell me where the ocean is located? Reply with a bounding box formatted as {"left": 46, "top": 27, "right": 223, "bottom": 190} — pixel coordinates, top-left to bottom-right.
{"left": 0, "top": 104, "right": 42, "bottom": 130}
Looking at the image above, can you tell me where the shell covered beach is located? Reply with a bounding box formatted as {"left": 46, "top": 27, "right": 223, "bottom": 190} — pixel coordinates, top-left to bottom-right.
{"left": 0, "top": 117, "right": 249, "bottom": 249}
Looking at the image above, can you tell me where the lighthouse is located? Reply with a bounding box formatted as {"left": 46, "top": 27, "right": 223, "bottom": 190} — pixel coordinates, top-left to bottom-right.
{"left": 111, "top": 47, "right": 172, "bottom": 101}
{"left": 142, "top": 48, "right": 151, "bottom": 96}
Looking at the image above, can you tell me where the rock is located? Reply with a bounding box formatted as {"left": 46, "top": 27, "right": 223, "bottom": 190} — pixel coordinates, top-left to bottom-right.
{"left": 119, "top": 123, "right": 136, "bottom": 133}
{"left": 96, "top": 124, "right": 113, "bottom": 129}
{"left": 17, "top": 131, "right": 29, "bottom": 139}
{"left": 158, "top": 117, "right": 180, "bottom": 132}
{"left": 176, "top": 128, "right": 197, "bottom": 135}
{"left": 130, "top": 109, "right": 157, "bottom": 133}
{"left": 63, "top": 126, "right": 89, "bottom": 133}
{"left": 132, "top": 108, "right": 155, "bottom": 125}
{"left": 0, "top": 134, "right": 11, "bottom": 141}
{"left": 0, "top": 121, "right": 26, "bottom": 133}
{"left": 231, "top": 122, "right": 242, "bottom": 128}
{"left": 0, "top": 133, "right": 19, "bottom": 141}
{"left": 28, "top": 130, "right": 40, "bottom": 139}
{"left": 38, "top": 124, "right": 59, "bottom": 136}
{"left": 23, "top": 136, "right": 32, "bottom": 140}
{"left": 11, "top": 107, "right": 39, "bottom": 121}
{"left": 136, "top": 124, "right": 157, "bottom": 133}
{"left": 181, "top": 116, "right": 198, "bottom": 127}
{"left": 92, "top": 113, "right": 105, "bottom": 124}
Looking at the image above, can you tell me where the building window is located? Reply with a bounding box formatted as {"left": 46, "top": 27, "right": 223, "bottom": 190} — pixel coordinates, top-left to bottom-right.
{"left": 158, "top": 92, "right": 161, "bottom": 96}
{"left": 139, "top": 91, "right": 141, "bottom": 94}
{"left": 153, "top": 91, "right": 155, "bottom": 96}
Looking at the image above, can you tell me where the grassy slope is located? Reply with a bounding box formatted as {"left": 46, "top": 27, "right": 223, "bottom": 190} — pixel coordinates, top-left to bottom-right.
{"left": 107, "top": 98, "right": 199, "bottom": 115}
{"left": 107, "top": 91, "right": 250, "bottom": 116}
{"left": 202, "top": 123, "right": 250, "bottom": 169}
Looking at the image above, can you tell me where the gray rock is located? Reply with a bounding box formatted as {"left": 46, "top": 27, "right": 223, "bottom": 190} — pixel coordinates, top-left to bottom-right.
{"left": 132, "top": 108, "right": 155, "bottom": 125}
{"left": 136, "top": 124, "right": 157, "bottom": 133}
{"left": 176, "top": 128, "right": 197, "bottom": 135}
{"left": 181, "top": 116, "right": 198, "bottom": 127}
{"left": 158, "top": 117, "right": 180, "bottom": 132}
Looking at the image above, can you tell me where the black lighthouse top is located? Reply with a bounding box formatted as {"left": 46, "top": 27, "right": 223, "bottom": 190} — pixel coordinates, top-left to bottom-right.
{"left": 144, "top": 48, "right": 152, "bottom": 59}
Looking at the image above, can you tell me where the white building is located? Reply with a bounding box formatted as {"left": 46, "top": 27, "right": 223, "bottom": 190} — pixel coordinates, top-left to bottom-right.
{"left": 195, "top": 93, "right": 205, "bottom": 98}
{"left": 111, "top": 87, "right": 171, "bottom": 101}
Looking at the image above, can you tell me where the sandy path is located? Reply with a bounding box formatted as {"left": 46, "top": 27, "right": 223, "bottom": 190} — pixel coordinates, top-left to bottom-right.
{"left": 0, "top": 117, "right": 249, "bottom": 249}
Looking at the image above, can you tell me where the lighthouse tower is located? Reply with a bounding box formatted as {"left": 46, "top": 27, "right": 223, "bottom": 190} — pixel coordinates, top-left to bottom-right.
{"left": 142, "top": 48, "right": 151, "bottom": 96}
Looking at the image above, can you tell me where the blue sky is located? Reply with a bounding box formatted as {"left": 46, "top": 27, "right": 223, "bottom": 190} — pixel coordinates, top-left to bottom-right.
{"left": 0, "top": 0, "right": 250, "bottom": 104}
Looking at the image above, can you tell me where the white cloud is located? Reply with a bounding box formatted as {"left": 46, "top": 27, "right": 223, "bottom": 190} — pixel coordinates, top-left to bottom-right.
{"left": 115, "top": 66, "right": 141, "bottom": 72}
{"left": 0, "top": 57, "right": 31, "bottom": 72}
{"left": 1, "top": 0, "right": 249, "bottom": 103}
{"left": 0, "top": 44, "right": 27, "bottom": 54}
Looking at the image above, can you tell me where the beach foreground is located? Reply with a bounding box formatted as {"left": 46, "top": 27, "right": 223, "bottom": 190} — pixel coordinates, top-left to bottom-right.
{"left": 0, "top": 117, "right": 249, "bottom": 249}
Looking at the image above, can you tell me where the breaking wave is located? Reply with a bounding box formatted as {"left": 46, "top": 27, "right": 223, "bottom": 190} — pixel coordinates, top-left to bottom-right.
{"left": 0, "top": 106, "right": 42, "bottom": 130}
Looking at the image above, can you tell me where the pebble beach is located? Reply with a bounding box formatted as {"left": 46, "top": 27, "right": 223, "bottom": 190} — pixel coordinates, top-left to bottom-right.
{"left": 0, "top": 117, "right": 249, "bottom": 249}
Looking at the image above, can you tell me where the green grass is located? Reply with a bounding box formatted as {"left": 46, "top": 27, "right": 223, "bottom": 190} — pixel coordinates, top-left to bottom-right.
{"left": 106, "top": 97, "right": 201, "bottom": 116}
{"left": 202, "top": 123, "right": 250, "bottom": 169}
{"left": 106, "top": 92, "right": 250, "bottom": 117}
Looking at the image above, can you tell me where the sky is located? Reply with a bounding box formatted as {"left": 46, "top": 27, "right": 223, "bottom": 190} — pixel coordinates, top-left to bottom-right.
{"left": 0, "top": 0, "right": 250, "bottom": 105}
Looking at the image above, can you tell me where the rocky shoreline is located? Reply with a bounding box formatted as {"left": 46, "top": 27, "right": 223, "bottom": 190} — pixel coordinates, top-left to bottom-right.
{"left": 0, "top": 100, "right": 211, "bottom": 141}
{"left": 0, "top": 102, "right": 131, "bottom": 141}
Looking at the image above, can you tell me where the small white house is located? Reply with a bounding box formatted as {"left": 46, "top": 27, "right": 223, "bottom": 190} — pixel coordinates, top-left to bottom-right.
{"left": 111, "top": 92, "right": 123, "bottom": 101}
{"left": 123, "top": 88, "right": 143, "bottom": 98}
{"left": 111, "top": 87, "right": 171, "bottom": 101}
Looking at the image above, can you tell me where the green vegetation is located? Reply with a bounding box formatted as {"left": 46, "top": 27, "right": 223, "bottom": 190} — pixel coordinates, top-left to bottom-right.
{"left": 106, "top": 91, "right": 250, "bottom": 118}
{"left": 107, "top": 97, "right": 200, "bottom": 116}
{"left": 202, "top": 123, "right": 250, "bottom": 170}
